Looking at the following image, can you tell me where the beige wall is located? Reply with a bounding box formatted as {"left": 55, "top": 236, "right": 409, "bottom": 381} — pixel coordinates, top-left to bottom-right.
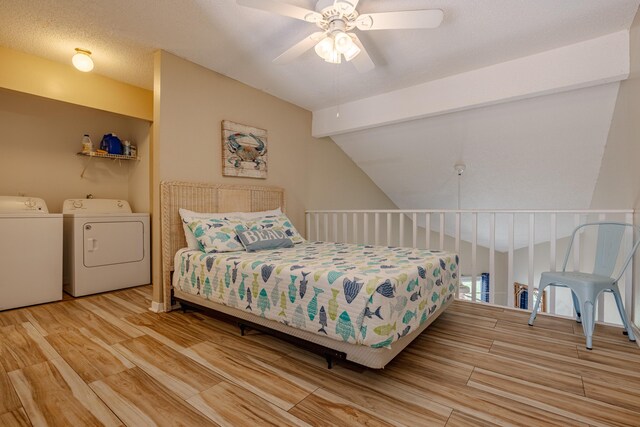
{"left": 0, "top": 45, "right": 152, "bottom": 121}
{"left": 151, "top": 51, "right": 398, "bottom": 305}
{"left": 128, "top": 122, "right": 152, "bottom": 213}
{"left": 0, "top": 87, "right": 150, "bottom": 213}
{"left": 590, "top": 10, "right": 640, "bottom": 325}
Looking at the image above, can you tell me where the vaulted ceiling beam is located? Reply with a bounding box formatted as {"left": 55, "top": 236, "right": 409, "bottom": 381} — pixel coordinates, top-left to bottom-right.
{"left": 312, "top": 31, "right": 629, "bottom": 138}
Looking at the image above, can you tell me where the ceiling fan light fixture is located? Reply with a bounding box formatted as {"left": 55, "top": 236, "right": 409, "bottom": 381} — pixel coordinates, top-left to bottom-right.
{"left": 314, "top": 36, "right": 334, "bottom": 61}
{"left": 72, "top": 48, "right": 94, "bottom": 72}
{"left": 334, "top": 31, "right": 352, "bottom": 54}
{"left": 325, "top": 47, "right": 342, "bottom": 64}
{"left": 343, "top": 35, "right": 361, "bottom": 61}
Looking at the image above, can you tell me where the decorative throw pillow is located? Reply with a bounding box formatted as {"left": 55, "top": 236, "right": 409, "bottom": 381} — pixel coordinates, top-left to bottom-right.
{"left": 179, "top": 207, "right": 282, "bottom": 250}
{"left": 186, "top": 218, "right": 249, "bottom": 253}
{"left": 237, "top": 227, "right": 294, "bottom": 252}
{"left": 247, "top": 213, "right": 305, "bottom": 244}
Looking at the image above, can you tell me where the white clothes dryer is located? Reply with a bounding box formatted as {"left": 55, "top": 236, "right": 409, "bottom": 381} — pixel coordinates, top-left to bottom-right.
{"left": 0, "top": 196, "right": 62, "bottom": 310}
{"left": 63, "top": 199, "right": 150, "bottom": 297}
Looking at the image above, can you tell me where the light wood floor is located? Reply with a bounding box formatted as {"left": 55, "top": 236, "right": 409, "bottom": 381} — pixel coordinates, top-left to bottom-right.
{"left": 1, "top": 286, "right": 639, "bottom": 426}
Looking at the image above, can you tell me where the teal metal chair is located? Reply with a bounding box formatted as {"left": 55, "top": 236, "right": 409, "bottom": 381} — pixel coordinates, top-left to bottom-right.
{"left": 528, "top": 222, "right": 639, "bottom": 349}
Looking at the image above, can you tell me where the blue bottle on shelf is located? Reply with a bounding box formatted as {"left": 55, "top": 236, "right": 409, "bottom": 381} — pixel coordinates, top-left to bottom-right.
{"left": 100, "top": 133, "right": 123, "bottom": 155}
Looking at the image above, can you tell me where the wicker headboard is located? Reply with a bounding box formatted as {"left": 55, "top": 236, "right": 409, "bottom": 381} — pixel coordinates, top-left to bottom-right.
{"left": 160, "top": 181, "right": 285, "bottom": 310}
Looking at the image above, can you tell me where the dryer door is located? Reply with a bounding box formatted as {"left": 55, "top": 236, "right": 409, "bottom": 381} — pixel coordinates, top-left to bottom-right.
{"left": 83, "top": 221, "right": 145, "bottom": 267}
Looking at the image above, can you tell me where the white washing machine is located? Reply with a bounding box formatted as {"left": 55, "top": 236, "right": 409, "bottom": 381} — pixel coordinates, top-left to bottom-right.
{"left": 0, "top": 196, "right": 62, "bottom": 310}
{"left": 63, "top": 198, "right": 150, "bottom": 297}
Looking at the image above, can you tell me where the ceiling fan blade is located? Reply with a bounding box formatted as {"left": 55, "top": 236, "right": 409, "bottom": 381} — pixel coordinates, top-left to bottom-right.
{"left": 356, "top": 9, "right": 444, "bottom": 31}
{"left": 334, "top": 0, "right": 360, "bottom": 13}
{"left": 237, "top": 0, "right": 323, "bottom": 23}
{"left": 349, "top": 34, "right": 374, "bottom": 73}
{"left": 274, "top": 32, "right": 326, "bottom": 64}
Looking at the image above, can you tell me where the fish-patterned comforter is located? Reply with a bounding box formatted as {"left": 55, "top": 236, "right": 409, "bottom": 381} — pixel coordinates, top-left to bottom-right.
{"left": 173, "top": 242, "right": 458, "bottom": 348}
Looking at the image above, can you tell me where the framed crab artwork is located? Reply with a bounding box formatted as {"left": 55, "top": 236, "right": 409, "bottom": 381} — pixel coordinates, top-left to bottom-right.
{"left": 221, "top": 120, "right": 268, "bottom": 179}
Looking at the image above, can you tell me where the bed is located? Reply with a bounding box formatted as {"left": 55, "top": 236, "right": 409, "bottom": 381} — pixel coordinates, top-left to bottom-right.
{"left": 161, "top": 181, "right": 459, "bottom": 368}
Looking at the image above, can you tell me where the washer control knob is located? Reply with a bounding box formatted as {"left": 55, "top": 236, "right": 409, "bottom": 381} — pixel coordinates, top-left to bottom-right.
{"left": 117, "top": 201, "right": 123, "bottom": 208}
{"left": 73, "top": 200, "right": 83, "bottom": 209}
{"left": 25, "top": 199, "right": 36, "bottom": 208}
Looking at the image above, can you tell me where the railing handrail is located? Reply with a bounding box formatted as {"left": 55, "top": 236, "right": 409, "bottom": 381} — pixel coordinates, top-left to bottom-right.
{"left": 306, "top": 209, "right": 634, "bottom": 214}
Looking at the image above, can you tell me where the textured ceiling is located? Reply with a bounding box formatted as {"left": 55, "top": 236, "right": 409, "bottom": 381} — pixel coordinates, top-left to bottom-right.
{"left": 331, "top": 83, "right": 621, "bottom": 250}
{"left": 0, "top": 0, "right": 637, "bottom": 111}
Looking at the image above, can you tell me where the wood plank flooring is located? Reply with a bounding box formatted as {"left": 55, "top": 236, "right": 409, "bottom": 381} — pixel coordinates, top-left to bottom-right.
{"left": 1, "top": 286, "right": 639, "bottom": 426}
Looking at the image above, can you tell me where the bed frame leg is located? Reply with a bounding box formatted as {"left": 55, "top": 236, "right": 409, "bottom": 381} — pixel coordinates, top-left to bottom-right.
{"left": 239, "top": 323, "right": 246, "bottom": 336}
{"left": 325, "top": 354, "right": 333, "bottom": 369}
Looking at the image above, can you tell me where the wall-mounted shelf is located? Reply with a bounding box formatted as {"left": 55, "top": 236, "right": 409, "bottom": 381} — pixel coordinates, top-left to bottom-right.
{"left": 77, "top": 151, "right": 140, "bottom": 178}
{"left": 77, "top": 151, "right": 139, "bottom": 161}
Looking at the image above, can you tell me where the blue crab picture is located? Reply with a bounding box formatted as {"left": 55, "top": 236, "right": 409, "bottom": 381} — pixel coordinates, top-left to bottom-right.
{"left": 226, "top": 132, "right": 267, "bottom": 170}
{"left": 222, "top": 120, "right": 268, "bottom": 178}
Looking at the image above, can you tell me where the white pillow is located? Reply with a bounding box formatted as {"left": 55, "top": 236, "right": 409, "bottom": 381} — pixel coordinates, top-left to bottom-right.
{"left": 239, "top": 208, "right": 283, "bottom": 220}
{"left": 179, "top": 207, "right": 282, "bottom": 250}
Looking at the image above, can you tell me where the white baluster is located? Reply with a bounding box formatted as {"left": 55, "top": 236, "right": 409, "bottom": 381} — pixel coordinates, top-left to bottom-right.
{"left": 315, "top": 213, "right": 320, "bottom": 241}
{"left": 455, "top": 212, "right": 460, "bottom": 255}
{"left": 528, "top": 213, "right": 535, "bottom": 312}
{"left": 490, "top": 213, "right": 495, "bottom": 305}
{"left": 572, "top": 213, "right": 581, "bottom": 321}
{"left": 324, "top": 213, "right": 329, "bottom": 242}
{"left": 332, "top": 213, "right": 338, "bottom": 242}
{"left": 573, "top": 214, "right": 581, "bottom": 272}
{"left": 508, "top": 214, "right": 515, "bottom": 308}
{"left": 342, "top": 213, "right": 348, "bottom": 243}
{"left": 439, "top": 212, "right": 445, "bottom": 251}
{"left": 399, "top": 213, "right": 405, "bottom": 247}
{"left": 364, "top": 213, "right": 369, "bottom": 245}
{"left": 598, "top": 213, "right": 606, "bottom": 321}
{"left": 471, "top": 213, "right": 477, "bottom": 302}
{"left": 387, "top": 213, "right": 392, "bottom": 246}
{"left": 549, "top": 213, "right": 557, "bottom": 314}
{"left": 412, "top": 213, "right": 417, "bottom": 248}
{"left": 624, "top": 212, "right": 633, "bottom": 319}
{"left": 425, "top": 213, "right": 431, "bottom": 249}
{"left": 306, "top": 212, "right": 311, "bottom": 241}
{"left": 374, "top": 213, "right": 380, "bottom": 246}
{"left": 353, "top": 213, "right": 358, "bottom": 244}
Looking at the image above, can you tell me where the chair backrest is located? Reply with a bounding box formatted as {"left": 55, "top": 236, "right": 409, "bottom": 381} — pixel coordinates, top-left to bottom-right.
{"left": 562, "top": 222, "right": 640, "bottom": 281}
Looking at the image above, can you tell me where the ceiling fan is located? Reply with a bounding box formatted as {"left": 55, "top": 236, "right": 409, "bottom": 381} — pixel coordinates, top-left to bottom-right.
{"left": 236, "top": 0, "right": 444, "bottom": 73}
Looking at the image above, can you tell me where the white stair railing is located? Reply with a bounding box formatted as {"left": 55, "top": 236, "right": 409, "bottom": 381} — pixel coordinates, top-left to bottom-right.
{"left": 305, "top": 209, "right": 635, "bottom": 326}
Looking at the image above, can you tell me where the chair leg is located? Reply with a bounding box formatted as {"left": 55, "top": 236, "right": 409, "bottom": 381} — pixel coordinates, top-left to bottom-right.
{"left": 571, "top": 291, "right": 582, "bottom": 324}
{"left": 528, "top": 284, "right": 547, "bottom": 326}
{"left": 581, "top": 301, "right": 595, "bottom": 350}
{"left": 611, "top": 287, "right": 637, "bottom": 343}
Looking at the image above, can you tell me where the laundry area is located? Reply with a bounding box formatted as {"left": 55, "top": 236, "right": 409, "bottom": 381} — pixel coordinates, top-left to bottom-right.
{"left": 0, "top": 87, "right": 152, "bottom": 310}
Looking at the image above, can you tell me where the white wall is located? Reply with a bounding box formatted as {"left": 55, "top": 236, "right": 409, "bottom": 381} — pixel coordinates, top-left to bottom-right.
{"left": 0, "top": 88, "right": 150, "bottom": 213}
{"left": 590, "top": 9, "right": 640, "bottom": 326}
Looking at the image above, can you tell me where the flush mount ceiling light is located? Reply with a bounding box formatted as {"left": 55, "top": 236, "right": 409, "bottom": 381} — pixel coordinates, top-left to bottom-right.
{"left": 72, "top": 48, "right": 94, "bottom": 72}
{"left": 237, "top": 0, "right": 444, "bottom": 73}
